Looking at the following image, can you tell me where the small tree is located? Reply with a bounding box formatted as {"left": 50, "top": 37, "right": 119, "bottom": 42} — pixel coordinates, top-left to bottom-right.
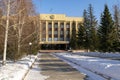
{"left": 77, "top": 23, "right": 86, "bottom": 49}
{"left": 70, "top": 22, "right": 78, "bottom": 49}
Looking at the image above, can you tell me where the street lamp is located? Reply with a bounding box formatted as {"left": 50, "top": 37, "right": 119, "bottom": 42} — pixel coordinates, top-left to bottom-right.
{"left": 29, "top": 42, "right": 32, "bottom": 59}
{"left": 29, "top": 42, "right": 32, "bottom": 46}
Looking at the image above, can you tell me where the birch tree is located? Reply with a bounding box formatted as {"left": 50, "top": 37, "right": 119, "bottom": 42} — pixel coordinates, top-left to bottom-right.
{"left": 0, "top": 0, "right": 39, "bottom": 64}
{"left": 1, "top": 0, "right": 10, "bottom": 65}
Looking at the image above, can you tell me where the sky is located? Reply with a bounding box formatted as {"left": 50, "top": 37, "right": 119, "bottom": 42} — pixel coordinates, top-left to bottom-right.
{"left": 32, "top": 0, "right": 120, "bottom": 20}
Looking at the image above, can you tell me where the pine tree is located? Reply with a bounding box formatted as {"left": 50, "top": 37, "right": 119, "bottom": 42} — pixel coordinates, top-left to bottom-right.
{"left": 113, "top": 5, "right": 120, "bottom": 51}
{"left": 87, "top": 4, "right": 98, "bottom": 51}
{"left": 70, "top": 22, "right": 78, "bottom": 49}
{"left": 98, "top": 4, "right": 116, "bottom": 52}
{"left": 77, "top": 23, "right": 86, "bottom": 49}
{"left": 83, "top": 9, "right": 90, "bottom": 50}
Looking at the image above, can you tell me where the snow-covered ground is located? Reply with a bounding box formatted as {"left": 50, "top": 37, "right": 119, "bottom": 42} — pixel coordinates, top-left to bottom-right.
{"left": 54, "top": 53, "right": 120, "bottom": 80}
{"left": 75, "top": 52, "right": 120, "bottom": 59}
{"left": 0, "top": 55, "right": 37, "bottom": 80}
{"left": 24, "top": 54, "right": 49, "bottom": 80}
{"left": 0, "top": 52, "right": 120, "bottom": 80}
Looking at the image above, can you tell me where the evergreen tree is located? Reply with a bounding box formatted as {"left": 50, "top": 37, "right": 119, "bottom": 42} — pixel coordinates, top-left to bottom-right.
{"left": 83, "top": 9, "right": 90, "bottom": 50}
{"left": 70, "top": 22, "right": 78, "bottom": 49}
{"left": 77, "top": 23, "right": 86, "bottom": 49}
{"left": 87, "top": 4, "right": 98, "bottom": 51}
{"left": 98, "top": 4, "right": 116, "bottom": 52}
{"left": 113, "top": 5, "right": 120, "bottom": 51}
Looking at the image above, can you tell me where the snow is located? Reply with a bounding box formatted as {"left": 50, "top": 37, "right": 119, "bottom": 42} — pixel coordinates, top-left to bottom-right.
{"left": 24, "top": 55, "right": 49, "bottom": 80}
{"left": 75, "top": 52, "right": 120, "bottom": 59}
{"left": 0, "top": 52, "right": 120, "bottom": 80}
{"left": 0, "top": 55, "right": 37, "bottom": 80}
{"left": 54, "top": 53, "right": 120, "bottom": 80}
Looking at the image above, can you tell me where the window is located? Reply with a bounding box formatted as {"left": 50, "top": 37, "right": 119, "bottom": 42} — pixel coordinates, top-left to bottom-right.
{"left": 60, "top": 35, "right": 64, "bottom": 37}
{"left": 66, "top": 38, "right": 70, "bottom": 41}
{"left": 49, "top": 31, "right": 52, "bottom": 34}
{"left": 66, "top": 23, "right": 70, "bottom": 28}
{"left": 42, "top": 38, "right": 46, "bottom": 41}
{"left": 54, "top": 31, "right": 58, "bottom": 34}
{"left": 60, "top": 23, "right": 64, "bottom": 28}
{"left": 48, "top": 38, "right": 52, "bottom": 41}
{"left": 66, "top": 31, "right": 69, "bottom": 34}
{"left": 49, "top": 34, "right": 52, "bottom": 37}
{"left": 54, "top": 38, "right": 58, "bottom": 41}
{"left": 60, "top": 31, "right": 64, "bottom": 34}
{"left": 54, "top": 23, "right": 58, "bottom": 28}
{"left": 60, "top": 38, "right": 64, "bottom": 41}
{"left": 48, "top": 23, "right": 52, "bottom": 28}
{"left": 54, "top": 34, "right": 58, "bottom": 37}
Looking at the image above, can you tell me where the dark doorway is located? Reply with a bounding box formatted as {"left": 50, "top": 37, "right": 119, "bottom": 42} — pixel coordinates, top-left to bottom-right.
{"left": 41, "top": 44, "right": 69, "bottom": 50}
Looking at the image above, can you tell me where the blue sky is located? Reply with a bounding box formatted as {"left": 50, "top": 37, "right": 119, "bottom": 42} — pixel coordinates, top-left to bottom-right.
{"left": 32, "top": 0, "right": 119, "bottom": 20}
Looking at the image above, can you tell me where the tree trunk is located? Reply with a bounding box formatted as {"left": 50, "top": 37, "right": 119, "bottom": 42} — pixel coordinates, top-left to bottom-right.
{"left": 2, "top": 0, "right": 10, "bottom": 65}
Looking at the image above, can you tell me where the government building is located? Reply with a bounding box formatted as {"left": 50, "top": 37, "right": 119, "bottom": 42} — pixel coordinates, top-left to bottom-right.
{"left": 39, "top": 14, "right": 83, "bottom": 50}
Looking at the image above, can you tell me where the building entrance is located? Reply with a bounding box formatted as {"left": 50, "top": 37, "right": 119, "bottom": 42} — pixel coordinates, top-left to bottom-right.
{"left": 41, "top": 44, "right": 69, "bottom": 50}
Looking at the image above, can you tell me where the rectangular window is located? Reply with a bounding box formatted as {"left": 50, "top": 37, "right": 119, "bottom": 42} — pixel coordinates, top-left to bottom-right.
{"left": 54, "top": 23, "right": 58, "bottom": 28}
{"left": 42, "top": 38, "right": 46, "bottom": 41}
{"left": 48, "top": 23, "right": 52, "bottom": 28}
{"left": 54, "top": 31, "right": 58, "bottom": 34}
{"left": 66, "top": 31, "right": 69, "bottom": 34}
{"left": 54, "top": 34, "right": 58, "bottom": 37}
{"left": 60, "top": 38, "right": 64, "bottom": 41}
{"left": 60, "top": 23, "right": 64, "bottom": 28}
{"left": 54, "top": 38, "right": 58, "bottom": 41}
{"left": 48, "top": 38, "right": 52, "bottom": 41}
{"left": 49, "top": 31, "right": 52, "bottom": 34}
{"left": 66, "top": 38, "right": 70, "bottom": 41}
{"left": 60, "top": 35, "right": 64, "bottom": 37}
{"left": 66, "top": 23, "right": 70, "bottom": 28}
{"left": 60, "top": 31, "right": 64, "bottom": 34}
{"left": 49, "top": 34, "right": 52, "bottom": 37}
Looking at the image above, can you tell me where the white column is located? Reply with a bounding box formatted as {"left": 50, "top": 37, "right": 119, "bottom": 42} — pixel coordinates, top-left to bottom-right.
{"left": 52, "top": 21, "right": 54, "bottom": 41}
{"left": 39, "top": 21, "right": 42, "bottom": 42}
{"left": 70, "top": 21, "right": 72, "bottom": 39}
{"left": 76, "top": 21, "right": 78, "bottom": 32}
{"left": 46, "top": 21, "right": 48, "bottom": 41}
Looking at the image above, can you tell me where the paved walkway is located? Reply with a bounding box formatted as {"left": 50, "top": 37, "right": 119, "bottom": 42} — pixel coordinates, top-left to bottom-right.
{"left": 24, "top": 55, "right": 48, "bottom": 80}
{"left": 39, "top": 53, "right": 86, "bottom": 80}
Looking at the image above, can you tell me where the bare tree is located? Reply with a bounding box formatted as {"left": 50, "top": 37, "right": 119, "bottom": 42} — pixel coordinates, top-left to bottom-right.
{"left": 0, "top": 0, "right": 39, "bottom": 64}
{"left": 2, "top": 0, "right": 10, "bottom": 65}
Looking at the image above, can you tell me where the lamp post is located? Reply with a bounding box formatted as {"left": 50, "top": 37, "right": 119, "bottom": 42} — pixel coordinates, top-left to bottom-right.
{"left": 29, "top": 42, "right": 32, "bottom": 59}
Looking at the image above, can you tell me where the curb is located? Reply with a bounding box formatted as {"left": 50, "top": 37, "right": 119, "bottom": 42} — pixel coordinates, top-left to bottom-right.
{"left": 22, "top": 55, "right": 38, "bottom": 80}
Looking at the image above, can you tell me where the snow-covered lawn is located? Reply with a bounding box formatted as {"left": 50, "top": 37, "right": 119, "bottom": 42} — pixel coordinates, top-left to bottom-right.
{"left": 75, "top": 52, "right": 120, "bottom": 59}
{"left": 54, "top": 53, "right": 120, "bottom": 80}
{"left": 0, "top": 55, "right": 37, "bottom": 80}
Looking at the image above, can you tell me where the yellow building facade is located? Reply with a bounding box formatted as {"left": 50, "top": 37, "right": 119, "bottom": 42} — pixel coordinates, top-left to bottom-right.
{"left": 39, "top": 14, "right": 83, "bottom": 49}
